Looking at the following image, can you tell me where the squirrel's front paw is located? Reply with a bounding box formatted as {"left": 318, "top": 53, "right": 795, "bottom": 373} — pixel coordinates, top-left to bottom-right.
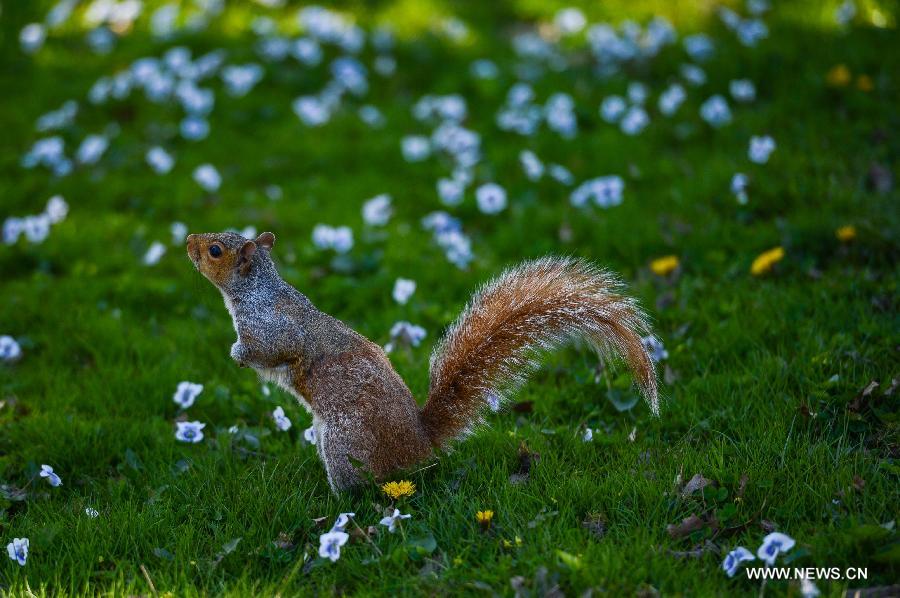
{"left": 230, "top": 342, "right": 250, "bottom": 368}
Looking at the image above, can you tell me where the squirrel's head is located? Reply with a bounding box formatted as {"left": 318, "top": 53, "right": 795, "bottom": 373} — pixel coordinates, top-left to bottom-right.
{"left": 186, "top": 231, "right": 276, "bottom": 291}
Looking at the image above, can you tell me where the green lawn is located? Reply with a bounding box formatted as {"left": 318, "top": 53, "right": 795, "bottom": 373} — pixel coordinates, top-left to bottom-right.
{"left": 1, "top": 0, "right": 898, "bottom": 595}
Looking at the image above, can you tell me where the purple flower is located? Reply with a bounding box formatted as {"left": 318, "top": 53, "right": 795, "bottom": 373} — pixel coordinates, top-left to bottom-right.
{"left": 722, "top": 546, "right": 754, "bottom": 576}
{"left": 40, "top": 464, "right": 62, "bottom": 487}
{"left": 7, "top": 538, "right": 28, "bottom": 566}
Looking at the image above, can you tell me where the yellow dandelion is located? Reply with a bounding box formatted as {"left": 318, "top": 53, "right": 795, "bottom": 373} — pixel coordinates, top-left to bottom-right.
{"left": 836, "top": 225, "right": 857, "bottom": 242}
{"left": 476, "top": 510, "right": 494, "bottom": 530}
{"left": 856, "top": 75, "right": 873, "bottom": 92}
{"left": 381, "top": 480, "right": 416, "bottom": 500}
{"left": 750, "top": 247, "right": 785, "bottom": 276}
{"left": 650, "top": 255, "right": 679, "bottom": 277}
{"left": 826, "top": 64, "right": 851, "bottom": 87}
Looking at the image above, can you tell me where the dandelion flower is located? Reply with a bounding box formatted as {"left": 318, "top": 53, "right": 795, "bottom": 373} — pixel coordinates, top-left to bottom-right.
{"left": 650, "top": 255, "right": 679, "bottom": 276}
{"left": 476, "top": 510, "right": 494, "bottom": 530}
{"left": 382, "top": 480, "right": 416, "bottom": 500}
{"left": 856, "top": 75, "right": 873, "bottom": 92}
{"left": 836, "top": 225, "right": 856, "bottom": 242}
{"left": 826, "top": 64, "right": 852, "bottom": 87}
{"left": 750, "top": 246, "right": 785, "bottom": 276}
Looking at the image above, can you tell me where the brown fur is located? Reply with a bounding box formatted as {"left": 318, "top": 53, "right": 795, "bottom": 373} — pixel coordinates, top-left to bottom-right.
{"left": 188, "top": 233, "right": 657, "bottom": 493}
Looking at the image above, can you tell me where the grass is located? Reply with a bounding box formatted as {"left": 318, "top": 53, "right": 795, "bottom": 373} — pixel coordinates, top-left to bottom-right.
{"left": 1, "top": 0, "right": 899, "bottom": 595}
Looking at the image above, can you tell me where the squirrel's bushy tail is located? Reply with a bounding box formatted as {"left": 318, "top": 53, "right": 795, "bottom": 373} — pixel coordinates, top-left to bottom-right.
{"left": 421, "top": 257, "right": 658, "bottom": 448}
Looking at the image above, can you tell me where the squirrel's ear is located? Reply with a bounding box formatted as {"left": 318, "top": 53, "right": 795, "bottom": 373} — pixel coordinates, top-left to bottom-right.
{"left": 256, "top": 232, "right": 275, "bottom": 250}
{"left": 240, "top": 241, "right": 257, "bottom": 261}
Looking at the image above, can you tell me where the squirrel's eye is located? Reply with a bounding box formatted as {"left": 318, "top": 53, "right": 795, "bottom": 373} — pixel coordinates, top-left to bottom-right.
{"left": 209, "top": 245, "right": 223, "bottom": 258}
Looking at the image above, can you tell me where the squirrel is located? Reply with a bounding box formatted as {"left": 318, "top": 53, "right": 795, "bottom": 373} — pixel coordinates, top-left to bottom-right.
{"left": 187, "top": 231, "right": 658, "bottom": 493}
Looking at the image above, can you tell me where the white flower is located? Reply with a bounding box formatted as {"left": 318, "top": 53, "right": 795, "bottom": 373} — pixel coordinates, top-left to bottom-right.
{"left": 658, "top": 84, "right": 686, "bottom": 116}
{"left": 401, "top": 135, "right": 431, "bottom": 162}
{"left": 170, "top": 222, "right": 188, "bottom": 244}
{"left": 6, "top": 538, "right": 28, "bottom": 566}
{"left": 582, "top": 428, "right": 593, "bottom": 442}
{"left": 731, "top": 173, "right": 749, "bottom": 204}
{"left": 486, "top": 392, "right": 501, "bottom": 412}
{"left": 303, "top": 426, "right": 317, "bottom": 445}
{"left": 173, "top": 381, "right": 203, "bottom": 409}
{"left": 142, "top": 241, "right": 166, "bottom": 266}
{"left": 545, "top": 93, "right": 577, "bottom": 138}
{"left": 76, "top": 134, "right": 108, "bottom": 165}
{"left": 748, "top": 135, "right": 776, "bottom": 164}
{"left": 272, "top": 406, "right": 292, "bottom": 431}
{"left": 180, "top": 116, "right": 209, "bottom": 141}
{"left": 85, "top": 507, "right": 100, "bottom": 518}
{"left": 22, "top": 215, "right": 51, "bottom": 243}
{"left": 801, "top": 578, "right": 821, "bottom": 598}
{"left": 641, "top": 336, "right": 668, "bottom": 362}
{"left": 600, "top": 95, "right": 626, "bottom": 123}
{"left": 175, "top": 421, "right": 206, "bottom": 443}
{"left": 20, "top": 23, "right": 46, "bottom": 53}
{"left": 311, "top": 224, "right": 354, "bottom": 254}
{"left": 554, "top": 8, "right": 586, "bottom": 35}
{"left": 519, "top": 150, "right": 544, "bottom": 181}
{"left": 729, "top": 79, "right": 756, "bottom": 102}
{"left": 221, "top": 63, "right": 263, "bottom": 97}
{"left": 475, "top": 183, "right": 507, "bottom": 214}
{"left": 627, "top": 82, "right": 649, "bottom": 105}
{"left": 683, "top": 34, "right": 715, "bottom": 61}
{"left": 40, "top": 464, "right": 62, "bottom": 487}
{"left": 570, "top": 176, "right": 625, "bottom": 208}
{"left": 470, "top": 59, "right": 498, "bottom": 79}
{"left": 680, "top": 63, "right": 706, "bottom": 86}
{"left": 358, "top": 105, "right": 385, "bottom": 128}
{"left": 757, "top": 532, "right": 796, "bottom": 565}
{"left": 193, "top": 164, "right": 221, "bottom": 193}
{"left": 700, "top": 95, "right": 732, "bottom": 127}
{"left": 318, "top": 530, "right": 349, "bottom": 562}
{"left": 379, "top": 508, "right": 411, "bottom": 533}
{"left": 331, "top": 512, "right": 355, "bottom": 532}
{"left": 835, "top": 0, "right": 856, "bottom": 26}
{"left": 437, "top": 177, "right": 465, "bottom": 206}
{"left": 293, "top": 96, "right": 331, "bottom": 126}
{"left": 146, "top": 146, "right": 174, "bottom": 174}
{"left": 384, "top": 322, "right": 426, "bottom": 353}
{"left": 620, "top": 106, "right": 649, "bottom": 135}
{"left": 45, "top": 195, "right": 68, "bottom": 224}
{"left": 549, "top": 164, "right": 574, "bottom": 185}
{"left": 0, "top": 336, "right": 23, "bottom": 362}
{"left": 392, "top": 278, "right": 416, "bottom": 305}
{"left": 362, "top": 194, "right": 392, "bottom": 226}
{"left": 722, "top": 546, "right": 755, "bottom": 577}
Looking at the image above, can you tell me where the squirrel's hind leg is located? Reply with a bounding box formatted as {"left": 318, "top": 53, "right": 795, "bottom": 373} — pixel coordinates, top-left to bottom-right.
{"left": 316, "top": 420, "right": 367, "bottom": 494}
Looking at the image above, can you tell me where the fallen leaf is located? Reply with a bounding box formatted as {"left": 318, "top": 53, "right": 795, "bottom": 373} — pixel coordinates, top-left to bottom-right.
{"left": 582, "top": 513, "right": 606, "bottom": 540}
{"left": 666, "top": 515, "right": 705, "bottom": 539}
{"left": 849, "top": 380, "right": 879, "bottom": 413}
{"left": 681, "top": 474, "right": 713, "bottom": 498}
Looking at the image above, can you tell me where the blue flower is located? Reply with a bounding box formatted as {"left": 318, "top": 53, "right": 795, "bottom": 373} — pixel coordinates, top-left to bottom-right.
{"left": 757, "top": 532, "right": 795, "bottom": 565}
{"left": 379, "top": 508, "right": 411, "bottom": 533}
{"left": 6, "top": 537, "right": 28, "bottom": 566}
{"left": 722, "top": 546, "right": 755, "bottom": 577}
{"left": 331, "top": 512, "right": 356, "bottom": 532}
{"left": 272, "top": 407, "right": 292, "bottom": 431}
{"left": 303, "top": 426, "right": 317, "bottom": 445}
{"left": 173, "top": 381, "right": 203, "bottom": 409}
{"left": 175, "top": 421, "right": 206, "bottom": 443}
{"left": 40, "top": 464, "right": 62, "bottom": 487}
{"left": 318, "top": 530, "right": 349, "bottom": 562}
